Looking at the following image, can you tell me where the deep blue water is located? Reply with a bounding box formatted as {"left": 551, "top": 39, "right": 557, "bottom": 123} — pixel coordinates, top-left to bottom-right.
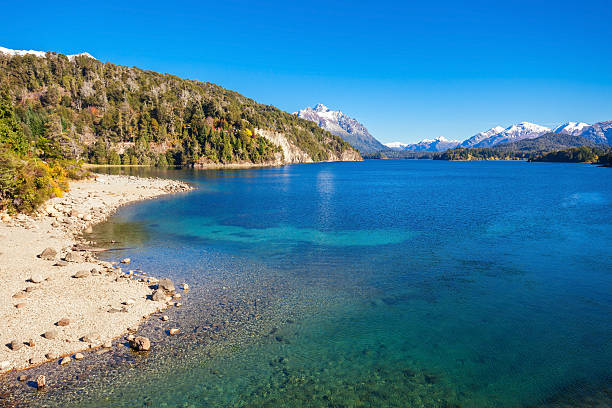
{"left": 26, "top": 160, "right": 612, "bottom": 407}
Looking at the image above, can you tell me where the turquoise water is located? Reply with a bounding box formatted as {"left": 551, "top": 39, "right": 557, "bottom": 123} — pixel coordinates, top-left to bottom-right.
{"left": 6, "top": 160, "right": 612, "bottom": 407}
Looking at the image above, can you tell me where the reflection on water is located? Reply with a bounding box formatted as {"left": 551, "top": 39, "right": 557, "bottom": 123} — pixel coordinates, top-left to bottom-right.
{"left": 3, "top": 161, "right": 611, "bottom": 408}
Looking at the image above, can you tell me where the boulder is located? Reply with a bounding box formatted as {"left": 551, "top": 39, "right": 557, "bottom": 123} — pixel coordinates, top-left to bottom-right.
{"left": 38, "top": 248, "right": 57, "bottom": 260}
{"left": 158, "top": 278, "right": 175, "bottom": 293}
{"left": 169, "top": 328, "right": 180, "bottom": 336}
{"left": 43, "top": 330, "right": 58, "bottom": 340}
{"left": 120, "top": 258, "right": 131, "bottom": 264}
{"left": 151, "top": 290, "right": 168, "bottom": 302}
{"left": 27, "top": 339, "right": 35, "bottom": 347}
{"left": 15, "top": 302, "right": 26, "bottom": 309}
{"left": 74, "top": 353, "right": 85, "bottom": 360}
{"left": 29, "top": 273, "right": 45, "bottom": 283}
{"left": 9, "top": 340, "right": 23, "bottom": 351}
{"left": 59, "top": 357, "right": 71, "bottom": 365}
{"left": 12, "top": 292, "right": 26, "bottom": 299}
{"left": 36, "top": 375, "right": 46, "bottom": 389}
{"left": 73, "top": 270, "right": 89, "bottom": 279}
{"left": 57, "top": 318, "right": 70, "bottom": 327}
{"left": 18, "top": 375, "right": 28, "bottom": 382}
{"left": 130, "top": 336, "right": 150, "bottom": 351}
{"left": 45, "top": 352, "right": 58, "bottom": 360}
{"left": 64, "top": 252, "right": 84, "bottom": 263}
{"left": 82, "top": 332, "right": 101, "bottom": 343}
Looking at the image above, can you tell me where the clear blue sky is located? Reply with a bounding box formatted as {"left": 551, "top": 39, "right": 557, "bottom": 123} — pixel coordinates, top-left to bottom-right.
{"left": 2, "top": 0, "right": 611, "bottom": 143}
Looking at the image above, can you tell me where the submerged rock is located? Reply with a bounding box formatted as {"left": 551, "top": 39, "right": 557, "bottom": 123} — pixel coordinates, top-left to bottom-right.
{"left": 36, "top": 375, "right": 46, "bottom": 389}
{"left": 130, "top": 336, "right": 150, "bottom": 351}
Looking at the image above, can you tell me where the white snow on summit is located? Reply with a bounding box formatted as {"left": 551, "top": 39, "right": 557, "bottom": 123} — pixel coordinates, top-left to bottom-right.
{"left": 553, "top": 122, "right": 591, "bottom": 136}
{"left": 0, "top": 46, "right": 96, "bottom": 61}
{"left": 296, "top": 104, "right": 387, "bottom": 153}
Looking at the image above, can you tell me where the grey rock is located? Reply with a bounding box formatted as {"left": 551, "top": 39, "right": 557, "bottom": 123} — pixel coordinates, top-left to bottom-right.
{"left": 151, "top": 290, "right": 168, "bottom": 302}
{"left": 158, "top": 278, "right": 175, "bottom": 293}
{"left": 73, "top": 270, "right": 89, "bottom": 279}
{"left": 64, "top": 252, "right": 84, "bottom": 263}
{"left": 43, "top": 330, "right": 58, "bottom": 340}
{"left": 38, "top": 248, "right": 57, "bottom": 260}
{"left": 82, "top": 332, "right": 101, "bottom": 343}
{"left": 29, "top": 273, "right": 45, "bottom": 283}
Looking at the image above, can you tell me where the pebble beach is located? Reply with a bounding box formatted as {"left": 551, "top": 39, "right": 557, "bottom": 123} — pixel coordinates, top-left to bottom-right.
{"left": 0, "top": 174, "right": 191, "bottom": 375}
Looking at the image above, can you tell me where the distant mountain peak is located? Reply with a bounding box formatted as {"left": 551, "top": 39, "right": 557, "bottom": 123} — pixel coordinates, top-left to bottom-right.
{"left": 296, "top": 104, "right": 386, "bottom": 153}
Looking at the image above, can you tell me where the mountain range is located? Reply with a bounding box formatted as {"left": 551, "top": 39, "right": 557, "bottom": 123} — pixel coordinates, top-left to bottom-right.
{"left": 295, "top": 104, "right": 387, "bottom": 153}
{"left": 386, "top": 121, "right": 612, "bottom": 153}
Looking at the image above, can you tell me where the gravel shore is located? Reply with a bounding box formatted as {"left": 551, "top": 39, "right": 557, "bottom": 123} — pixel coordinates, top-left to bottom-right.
{"left": 0, "top": 174, "right": 192, "bottom": 373}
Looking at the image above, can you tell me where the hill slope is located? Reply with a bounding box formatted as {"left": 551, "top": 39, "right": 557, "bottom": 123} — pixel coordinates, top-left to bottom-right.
{"left": 0, "top": 49, "right": 360, "bottom": 167}
{"left": 296, "top": 104, "right": 386, "bottom": 153}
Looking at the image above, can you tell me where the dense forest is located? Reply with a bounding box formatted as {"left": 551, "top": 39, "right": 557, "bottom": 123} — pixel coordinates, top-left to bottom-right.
{"left": 0, "top": 52, "right": 355, "bottom": 166}
{"left": 0, "top": 51, "right": 358, "bottom": 212}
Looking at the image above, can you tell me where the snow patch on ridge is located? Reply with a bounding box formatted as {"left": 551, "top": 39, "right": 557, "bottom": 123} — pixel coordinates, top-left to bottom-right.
{"left": 0, "top": 46, "right": 96, "bottom": 61}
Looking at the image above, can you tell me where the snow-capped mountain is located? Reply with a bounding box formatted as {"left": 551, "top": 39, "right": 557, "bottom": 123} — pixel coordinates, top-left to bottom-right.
{"left": 459, "top": 126, "right": 505, "bottom": 148}
{"left": 461, "top": 123, "right": 551, "bottom": 148}
{"left": 296, "top": 104, "right": 386, "bottom": 153}
{"left": 553, "top": 122, "right": 591, "bottom": 136}
{"left": 386, "top": 137, "right": 459, "bottom": 152}
{"left": 384, "top": 142, "right": 409, "bottom": 150}
{"left": 576, "top": 121, "right": 612, "bottom": 145}
{"left": 0, "top": 46, "right": 96, "bottom": 61}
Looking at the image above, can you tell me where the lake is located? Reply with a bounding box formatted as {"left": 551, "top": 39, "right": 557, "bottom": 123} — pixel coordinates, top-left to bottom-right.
{"left": 18, "top": 160, "right": 612, "bottom": 407}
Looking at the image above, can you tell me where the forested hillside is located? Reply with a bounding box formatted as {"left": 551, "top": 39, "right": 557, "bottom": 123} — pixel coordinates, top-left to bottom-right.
{"left": 0, "top": 51, "right": 358, "bottom": 166}
{"left": 0, "top": 50, "right": 360, "bottom": 213}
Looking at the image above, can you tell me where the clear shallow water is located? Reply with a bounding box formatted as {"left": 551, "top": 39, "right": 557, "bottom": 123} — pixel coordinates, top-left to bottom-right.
{"left": 6, "top": 160, "right": 612, "bottom": 407}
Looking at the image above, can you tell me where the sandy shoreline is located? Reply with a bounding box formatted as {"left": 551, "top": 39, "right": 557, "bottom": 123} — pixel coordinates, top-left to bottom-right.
{"left": 0, "top": 174, "right": 192, "bottom": 374}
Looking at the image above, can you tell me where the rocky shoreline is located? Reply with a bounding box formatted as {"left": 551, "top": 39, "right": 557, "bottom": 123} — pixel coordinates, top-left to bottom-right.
{"left": 0, "top": 174, "right": 192, "bottom": 381}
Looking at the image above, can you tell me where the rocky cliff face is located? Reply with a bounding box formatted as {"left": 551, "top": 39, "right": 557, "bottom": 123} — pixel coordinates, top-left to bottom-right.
{"left": 257, "top": 129, "right": 361, "bottom": 165}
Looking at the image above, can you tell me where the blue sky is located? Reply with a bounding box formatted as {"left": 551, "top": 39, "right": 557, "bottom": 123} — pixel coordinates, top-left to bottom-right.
{"left": 1, "top": 0, "right": 611, "bottom": 143}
